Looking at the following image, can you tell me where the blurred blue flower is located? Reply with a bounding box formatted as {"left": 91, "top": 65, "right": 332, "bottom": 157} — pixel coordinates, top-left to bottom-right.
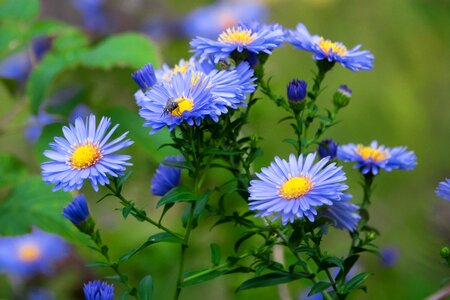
{"left": 319, "top": 194, "right": 360, "bottom": 231}
{"left": 0, "top": 229, "right": 68, "bottom": 277}
{"left": 436, "top": 179, "right": 450, "bottom": 201}
{"left": 136, "top": 61, "right": 255, "bottom": 133}
{"left": 248, "top": 153, "right": 348, "bottom": 224}
{"left": 380, "top": 246, "right": 399, "bottom": 267}
{"left": 69, "top": 104, "right": 93, "bottom": 123}
{"left": 71, "top": 0, "right": 110, "bottom": 34}
{"left": 287, "top": 79, "right": 307, "bottom": 102}
{"left": 132, "top": 64, "right": 157, "bottom": 91}
{"left": 317, "top": 139, "right": 338, "bottom": 160}
{"left": 83, "top": 280, "right": 114, "bottom": 300}
{"left": 63, "top": 194, "right": 90, "bottom": 225}
{"left": 31, "top": 36, "right": 53, "bottom": 61}
{"left": 0, "top": 51, "right": 32, "bottom": 83}
{"left": 24, "top": 111, "right": 61, "bottom": 144}
{"left": 182, "top": 1, "right": 267, "bottom": 38}
{"left": 28, "top": 288, "right": 55, "bottom": 300}
{"left": 287, "top": 23, "right": 374, "bottom": 71}
{"left": 151, "top": 156, "right": 183, "bottom": 196}
{"left": 337, "top": 141, "right": 417, "bottom": 175}
{"left": 191, "top": 21, "right": 285, "bottom": 63}
{"left": 41, "top": 115, "right": 133, "bottom": 192}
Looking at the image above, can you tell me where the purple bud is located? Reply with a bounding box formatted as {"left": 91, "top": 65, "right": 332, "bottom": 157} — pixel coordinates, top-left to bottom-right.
{"left": 318, "top": 139, "right": 338, "bottom": 159}
{"left": 287, "top": 79, "right": 307, "bottom": 102}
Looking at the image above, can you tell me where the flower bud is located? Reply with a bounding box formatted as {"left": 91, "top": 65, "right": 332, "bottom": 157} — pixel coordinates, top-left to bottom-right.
{"left": 287, "top": 79, "right": 307, "bottom": 102}
{"left": 366, "top": 231, "right": 377, "bottom": 241}
{"left": 63, "top": 194, "right": 90, "bottom": 225}
{"left": 318, "top": 139, "right": 338, "bottom": 159}
{"left": 333, "top": 84, "right": 352, "bottom": 109}
{"left": 440, "top": 246, "right": 450, "bottom": 259}
{"left": 132, "top": 64, "right": 157, "bottom": 90}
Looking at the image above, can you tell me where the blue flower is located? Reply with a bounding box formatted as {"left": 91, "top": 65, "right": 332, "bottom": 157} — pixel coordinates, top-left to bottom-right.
{"left": 287, "top": 79, "right": 307, "bottom": 102}
{"left": 248, "top": 153, "right": 348, "bottom": 224}
{"left": 287, "top": 23, "right": 374, "bottom": 71}
{"left": 0, "top": 51, "right": 32, "bottom": 83}
{"left": 83, "top": 280, "right": 114, "bottom": 300}
{"left": 379, "top": 246, "right": 399, "bottom": 267}
{"left": 132, "top": 64, "right": 157, "bottom": 91}
{"left": 317, "top": 139, "right": 338, "bottom": 160}
{"left": 337, "top": 140, "right": 417, "bottom": 175}
{"left": 182, "top": 2, "right": 267, "bottom": 38}
{"left": 318, "top": 194, "right": 360, "bottom": 231}
{"left": 63, "top": 194, "right": 90, "bottom": 225}
{"left": 436, "top": 179, "right": 450, "bottom": 201}
{"left": 71, "top": 0, "right": 110, "bottom": 34}
{"left": 151, "top": 156, "right": 183, "bottom": 196}
{"left": 190, "top": 22, "right": 285, "bottom": 63}
{"left": 0, "top": 229, "right": 68, "bottom": 276}
{"left": 136, "top": 61, "right": 255, "bottom": 133}
{"left": 41, "top": 114, "right": 133, "bottom": 192}
{"left": 69, "top": 104, "right": 93, "bottom": 123}
{"left": 24, "top": 111, "right": 61, "bottom": 144}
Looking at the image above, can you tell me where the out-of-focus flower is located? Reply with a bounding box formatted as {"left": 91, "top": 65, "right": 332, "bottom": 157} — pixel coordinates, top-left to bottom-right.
{"left": 0, "top": 229, "right": 68, "bottom": 277}
{"left": 337, "top": 141, "right": 417, "bottom": 175}
{"left": 287, "top": 79, "right": 307, "bottom": 102}
{"left": 24, "top": 111, "right": 61, "bottom": 144}
{"left": 31, "top": 36, "right": 53, "bottom": 61}
{"left": 151, "top": 156, "right": 183, "bottom": 196}
{"left": 132, "top": 64, "right": 157, "bottom": 91}
{"left": 379, "top": 246, "right": 399, "bottom": 267}
{"left": 287, "top": 23, "right": 374, "bottom": 71}
{"left": 0, "top": 51, "right": 32, "bottom": 83}
{"left": 191, "top": 21, "right": 285, "bottom": 63}
{"left": 182, "top": 1, "right": 267, "bottom": 38}
{"left": 318, "top": 194, "right": 360, "bottom": 231}
{"left": 436, "top": 179, "right": 450, "bottom": 201}
{"left": 41, "top": 115, "right": 133, "bottom": 192}
{"left": 83, "top": 280, "right": 114, "bottom": 300}
{"left": 71, "top": 0, "right": 111, "bottom": 34}
{"left": 248, "top": 153, "right": 348, "bottom": 224}
{"left": 318, "top": 139, "right": 338, "bottom": 160}
{"left": 63, "top": 194, "right": 90, "bottom": 225}
{"left": 69, "top": 104, "right": 93, "bottom": 123}
{"left": 135, "top": 60, "right": 255, "bottom": 133}
{"left": 28, "top": 288, "right": 55, "bottom": 300}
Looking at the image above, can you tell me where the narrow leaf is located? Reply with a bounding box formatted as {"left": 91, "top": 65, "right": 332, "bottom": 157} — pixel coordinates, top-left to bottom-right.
{"left": 138, "top": 275, "right": 153, "bottom": 300}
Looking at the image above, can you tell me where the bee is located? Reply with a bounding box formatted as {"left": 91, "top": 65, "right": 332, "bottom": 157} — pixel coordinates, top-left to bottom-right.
{"left": 162, "top": 98, "right": 179, "bottom": 116}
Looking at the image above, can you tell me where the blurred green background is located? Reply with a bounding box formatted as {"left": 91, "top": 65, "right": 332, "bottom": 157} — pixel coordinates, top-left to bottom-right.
{"left": 0, "top": 0, "right": 449, "bottom": 299}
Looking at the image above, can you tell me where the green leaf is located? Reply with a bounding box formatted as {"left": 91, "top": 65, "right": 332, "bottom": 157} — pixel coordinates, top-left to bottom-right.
{"left": 156, "top": 186, "right": 199, "bottom": 207}
{"left": 210, "top": 243, "right": 221, "bottom": 266}
{"left": 85, "top": 261, "right": 112, "bottom": 268}
{"left": 0, "top": 0, "right": 40, "bottom": 21}
{"left": 0, "top": 153, "right": 26, "bottom": 188}
{"left": 308, "top": 281, "right": 332, "bottom": 296}
{"left": 236, "top": 272, "right": 310, "bottom": 292}
{"left": 138, "top": 275, "right": 153, "bottom": 300}
{"left": 318, "top": 256, "right": 344, "bottom": 271}
{"left": 79, "top": 33, "right": 159, "bottom": 70}
{"left": 0, "top": 176, "right": 88, "bottom": 244}
{"left": 118, "top": 232, "right": 183, "bottom": 263}
{"left": 339, "top": 272, "right": 371, "bottom": 294}
{"left": 182, "top": 268, "right": 229, "bottom": 287}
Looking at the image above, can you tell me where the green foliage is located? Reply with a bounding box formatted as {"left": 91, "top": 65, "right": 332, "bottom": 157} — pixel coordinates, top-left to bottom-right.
{"left": 138, "top": 275, "right": 154, "bottom": 300}
{"left": 236, "top": 272, "right": 312, "bottom": 292}
{"left": 0, "top": 0, "right": 40, "bottom": 21}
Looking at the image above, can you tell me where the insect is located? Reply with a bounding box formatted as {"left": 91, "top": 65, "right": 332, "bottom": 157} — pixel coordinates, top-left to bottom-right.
{"left": 162, "top": 98, "right": 179, "bottom": 116}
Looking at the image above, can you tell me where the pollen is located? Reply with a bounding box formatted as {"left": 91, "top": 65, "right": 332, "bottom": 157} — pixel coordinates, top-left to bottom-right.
{"left": 218, "top": 27, "right": 256, "bottom": 45}
{"left": 357, "top": 145, "right": 388, "bottom": 162}
{"left": 18, "top": 243, "right": 41, "bottom": 262}
{"left": 318, "top": 37, "right": 347, "bottom": 56}
{"left": 172, "top": 63, "right": 189, "bottom": 75}
{"left": 172, "top": 96, "right": 194, "bottom": 117}
{"left": 279, "top": 176, "right": 314, "bottom": 200}
{"left": 69, "top": 143, "right": 102, "bottom": 169}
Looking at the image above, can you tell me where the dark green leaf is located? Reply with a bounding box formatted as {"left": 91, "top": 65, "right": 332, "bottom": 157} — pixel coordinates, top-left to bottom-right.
{"left": 308, "top": 281, "right": 332, "bottom": 296}
{"left": 319, "top": 256, "right": 344, "bottom": 271}
{"left": 0, "top": 153, "right": 26, "bottom": 187}
{"left": 191, "top": 191, "right": 209, "bottom": 227}
{"left": 138, "top": 275, "right": 153, "bottom": 300}
{"left": 339, "top": 272, "right": 371, "bottom": 294}
{"left": 157, "top": 186, "right": 199, "bottom": 207}
{"left": 182, "top": 269, "right": 229, "bottom": 287}
{"left": 236, "top": 272, "right": 309, "bottom": 292}
{"left": 85, "top": 261, "right": 111, "bottom": 268}
{"left": 210, "top": 243, "right": 221, "bottom": 266}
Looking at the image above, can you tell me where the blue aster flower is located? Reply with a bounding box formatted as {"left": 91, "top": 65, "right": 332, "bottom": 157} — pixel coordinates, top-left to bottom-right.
{"left": 287, "top": 79, "right": 307, "bottom": 102}
{"left": 318, "top": 194, "right": 360, "bottom": 231}
{"left": 41, "top": 114, "right": 133, "bottom": 192}
{"left": 0, "top": 229, "right": 68, "bottom": 276}
{"left": 436, "top": 179, "right": 450, "bottom": 201}
{"left": 63, "top": 194, "right": 90, "bottom": 225}
{"left": 337, "top": 140, "right": 417, "bottom": 175}
{"left": 136, "top": 62, "right": 255, "bottom": 133}
{"left": 132, "top": 64, "right": 157, "bottom": 91}
{"left": 151, "top": 156, "right": 183, "bottom": 196}
{"left": 190, "top": 21, "right": 285, "bottom": 63}
{"left": 182, "top": 1, "right": 267, "bottom": 38}
{"left": 287, "top": 23, "right": 374, "bottom": 71}
{"left": 248, "top": 153, "right": 348, "bottom": 224}
{"left": 24, "top": 111, "right": 61, "bottom": 144}
{"left": 83, "top": 280, "right": 114, "bottom": 300}
{"left": 317, "top": 139, "right": 338, "bottom": 160}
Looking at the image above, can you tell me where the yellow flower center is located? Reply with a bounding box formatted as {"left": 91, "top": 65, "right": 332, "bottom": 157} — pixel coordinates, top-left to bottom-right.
{"left": 171, "top": 96, "right": 194, "bottom": 117}
{"left": 70, "top": 143, "right": 102, "bottom": 169}
{"left": 218, "top": 28, "right": 256, "bottom": 45}
{"left": 172, "top": 63, "right": 189, "bottom": 75}
{"left": 356, "top": 145, "right": 388, "bottom": 162}
{"left": 279, "top": 176, "right": 314, "bottom": 200}
{"left": 318, "top": 37, "right": 347, "bottom": 56}
{"left": 18, "top": 243, "right": 41, "bottom": 262}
